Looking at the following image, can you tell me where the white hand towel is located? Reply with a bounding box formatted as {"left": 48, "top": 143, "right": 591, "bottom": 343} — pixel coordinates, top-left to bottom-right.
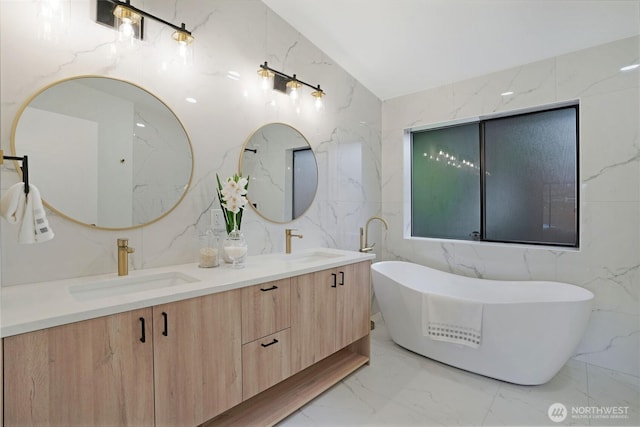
{"left": 19, "top": 185, "right": 54, "bottom": 244}
{"left": 0, "top": 182, "right": 27, "bottom": 224}
{"left": 423, "top": 293, "right": 483, "bottom": 348}
{"left": 0, "top": 182, "right": 54, "bottom": 243}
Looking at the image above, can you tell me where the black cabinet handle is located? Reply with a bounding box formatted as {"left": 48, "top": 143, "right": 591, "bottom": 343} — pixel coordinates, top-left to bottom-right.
{"left": 331, "top": 273, "right": 337, "bottom": 287}
{"left": 261, "top": 338, "right": 279, "bottom": 348}
{"left": 260, "top": 285, "right": 278, "bottom": 292}
{"left": 162, "top": 312, "right": 168, "bottom": 336}
{"left": 339, "top": 271, "right": 345, "bottom": 286}
{"left": 139, "top": 317, "right": 146, "bottom": 343}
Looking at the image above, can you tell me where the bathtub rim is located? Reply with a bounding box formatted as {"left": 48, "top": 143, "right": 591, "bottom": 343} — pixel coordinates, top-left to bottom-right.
{"left": 371, "top": 260, "right": 594, "bottom": 304}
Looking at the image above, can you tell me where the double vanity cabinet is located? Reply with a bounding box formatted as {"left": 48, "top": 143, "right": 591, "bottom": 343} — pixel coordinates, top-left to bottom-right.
{"left": 1, "top": 250, "right": 373, "bottom": 427}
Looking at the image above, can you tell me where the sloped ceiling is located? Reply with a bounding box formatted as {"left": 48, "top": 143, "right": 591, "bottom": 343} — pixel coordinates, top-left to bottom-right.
{"left": 263, "top": 0, "right": 640, "bottom": 100}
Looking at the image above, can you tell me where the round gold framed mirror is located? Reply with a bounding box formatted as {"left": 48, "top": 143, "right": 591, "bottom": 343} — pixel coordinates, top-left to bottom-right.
{"left": 239, "top": 123, "right": 318, "bottom": 223}
{"left": 10, "top": 75, "right": 194, "bottom": 230}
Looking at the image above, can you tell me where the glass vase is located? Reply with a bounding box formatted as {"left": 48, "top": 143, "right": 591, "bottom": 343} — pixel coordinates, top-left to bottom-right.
{"left": 222, "top": 229, "right": 247, "bottom": 269}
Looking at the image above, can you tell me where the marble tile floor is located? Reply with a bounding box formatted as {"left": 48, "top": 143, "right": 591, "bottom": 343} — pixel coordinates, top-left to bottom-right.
{"left": 280, "top": 315, "right": 640, "bottom": 427}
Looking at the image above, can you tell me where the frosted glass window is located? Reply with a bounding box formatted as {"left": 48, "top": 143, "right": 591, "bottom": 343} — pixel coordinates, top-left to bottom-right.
{"left": 484, "top": 108, "right": 577, "bottom": 245}
{"left": 410, "top": 104, "right": 578, "bottom": 247}
{"left": 411, "top": 124, "right": 480, "bottom": 240}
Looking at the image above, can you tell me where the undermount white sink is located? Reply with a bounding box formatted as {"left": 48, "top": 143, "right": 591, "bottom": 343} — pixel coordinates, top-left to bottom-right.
{"left": 284, "top": 250, "right": 344, "bottom": 264}
{"left": 69, "top": 272, "right": 199, "bottom": 300}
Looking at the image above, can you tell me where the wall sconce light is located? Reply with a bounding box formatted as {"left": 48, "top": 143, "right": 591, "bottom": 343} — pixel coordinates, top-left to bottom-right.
{"left": 97, "top": 0, "right": 194, "bottom": 48}
{"left": 258, "top": 62, "right": 325, "bottom": 109}
{"left": 286, "top": 76, "right": 302, "bottom": 100}
{"left": 112, "top": 3, "right": 142, "bottom": 43}
{"left": 311, "top": 86, "right": 325, "bottom": 110}
{"left": 258, "top": 66, "right": 275, "bottom": 90}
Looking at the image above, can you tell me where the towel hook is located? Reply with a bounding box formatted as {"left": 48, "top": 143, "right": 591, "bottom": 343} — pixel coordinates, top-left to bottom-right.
{"left": 1, "top": 150, "right": 30, "bottom": 194}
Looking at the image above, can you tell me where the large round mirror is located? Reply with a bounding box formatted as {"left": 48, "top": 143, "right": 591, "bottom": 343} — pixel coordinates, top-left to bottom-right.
{"left": 11, "top": 76, "right": 193, "bottom": 230}
{"left": 239, "top": 123, "right": 318, "bottom": 223}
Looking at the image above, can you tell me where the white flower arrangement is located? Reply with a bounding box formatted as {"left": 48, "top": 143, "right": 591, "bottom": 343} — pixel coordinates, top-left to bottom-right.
{"left": 216, "top": 173, "right": 249, "bottom": 234}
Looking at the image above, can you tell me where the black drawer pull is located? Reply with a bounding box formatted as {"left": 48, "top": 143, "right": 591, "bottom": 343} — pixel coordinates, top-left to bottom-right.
{"left": 260, "top": 285, "right": 278, "bottom": 292}
{"left": 339, "top": 271, "right": 345, "bottom": 286}
{"left": 162, "top": 311, "right": 168, "bottom": 336}
{"left": 331, "top": 273, "right": 337, "bottom": 288}
{"left": 139, "top": 317, "right": 146, "bottom": 343}
{"left": 261, "top": 338, "right": 279, "bottom": 348}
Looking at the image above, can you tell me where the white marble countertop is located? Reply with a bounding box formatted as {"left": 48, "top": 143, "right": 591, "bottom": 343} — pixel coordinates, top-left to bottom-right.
{"left": 1, "top": 248, "right": 375, "bottom": 338}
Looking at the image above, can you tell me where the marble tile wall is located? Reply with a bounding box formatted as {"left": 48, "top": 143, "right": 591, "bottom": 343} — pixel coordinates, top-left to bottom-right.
{"left": 381, "top": 36, "right": 640, "bottom": 377}
{"left": 0, "top": 0, "right": 381, "bottom": 284}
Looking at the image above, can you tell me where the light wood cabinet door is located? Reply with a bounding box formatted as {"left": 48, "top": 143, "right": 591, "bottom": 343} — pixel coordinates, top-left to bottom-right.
{"left": 291, "top": 269, "right": 338, "bottom": 373}
{"left": 241, "top": 278, "right": 290, "bottom": 343}
{"left": 153, "top": 289, "right": 242, "bottom": 427}
{"left": 336, "top": 261, "right": 371, "bottom": 349}
{"left": 3, "top": 308, "right": 154, "bottom": 427}
{"left": 242, "top": 328, "right": 291, "bottom": 400}
{"left": 291, "top": 261, "right": 371, "bottom": 375}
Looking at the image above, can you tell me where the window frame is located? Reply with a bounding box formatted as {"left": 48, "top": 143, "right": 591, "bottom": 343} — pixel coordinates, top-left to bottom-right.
{"left": 407, "top": 101, "right": 580, "bottom": 249}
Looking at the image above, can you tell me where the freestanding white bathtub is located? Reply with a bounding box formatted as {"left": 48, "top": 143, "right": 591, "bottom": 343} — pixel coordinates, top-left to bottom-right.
{"left": 372, "top": 261, "right": 594, "bottom": 385}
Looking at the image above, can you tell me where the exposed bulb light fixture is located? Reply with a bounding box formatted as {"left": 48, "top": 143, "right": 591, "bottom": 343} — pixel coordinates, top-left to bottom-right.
{"left": 101, "top": 0, "right": 194, "bottom": 47}
{"left": 172, "top": 23, "right": 194, "bottom": 46}
{"left": 311, "top": 85, "right": 325, "bottom": 110}
{"left": 113, "top": 4, "right": 142, "bottom": 43}
{"left": 257, "top": 65, "right": 275, "bottom": 90}
{"left": 286, "top": 75, "right": 302, "bottom": 100}
{"left": 172, "top": 23, "right": 194, "bottom": 64}
{"left": 258, "top": 61, "right": 326, "bottom": 106}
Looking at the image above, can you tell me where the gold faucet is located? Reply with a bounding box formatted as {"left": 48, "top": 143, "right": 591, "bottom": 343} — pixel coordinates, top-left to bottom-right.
{"left": 117, "top": 238, "right": 135, "bottom": 276}
{"left": 285, "top": 228, "right": 303, "bottom": 254}
{"left": 359, "top": 216, "right": 389, "bottom": 252}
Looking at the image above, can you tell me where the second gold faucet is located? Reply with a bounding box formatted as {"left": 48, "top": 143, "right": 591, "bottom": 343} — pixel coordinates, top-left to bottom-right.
{"left": 117, "top": 238, "right": 135, "bottom": 276}
{"left": 285, "top": 229, "right": 303, "bottom": 254}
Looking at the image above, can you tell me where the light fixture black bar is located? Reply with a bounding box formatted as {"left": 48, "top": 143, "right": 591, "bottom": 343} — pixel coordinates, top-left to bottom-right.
{"left": 260, "top": 62, "right": 324, "bottom": 95}
{"left": 106, "top": 0, "right": 192, "bottom": 36}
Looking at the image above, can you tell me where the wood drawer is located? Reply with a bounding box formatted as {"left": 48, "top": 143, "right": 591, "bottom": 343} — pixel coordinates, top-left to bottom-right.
{"left": 242, "top": 329, "right": 291, "bottom": 400}
{"left": 241, "top": 278, "right": 290, "bottom": 343}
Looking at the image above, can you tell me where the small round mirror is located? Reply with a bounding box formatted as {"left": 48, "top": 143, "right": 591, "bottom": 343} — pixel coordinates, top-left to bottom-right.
{"left": 239, "top": 123, "right": 318, "bottom": 223}
{"left": 11, "top": 76, "right": 194, "bottom": 230}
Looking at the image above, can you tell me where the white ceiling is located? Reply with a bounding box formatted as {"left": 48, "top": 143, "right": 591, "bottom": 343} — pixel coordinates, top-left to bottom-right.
{"left": 262, "top": 0, "right": 640, "bottom": 100}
